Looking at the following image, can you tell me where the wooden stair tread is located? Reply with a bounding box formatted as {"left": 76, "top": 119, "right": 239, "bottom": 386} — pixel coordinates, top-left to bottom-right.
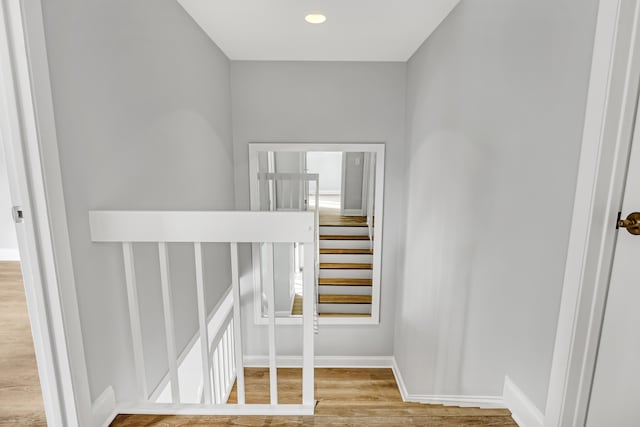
{"left": 319, "top": 278, "right": 372, "bottom": 286}
{"left": 319, "top": 313, "right": 372, "bottom": 317}
{"left": 319, "top": 295, "right": 372, "bottom": 304}
{"left": 319, "top": 215, "right": 368, "bottom": 227}
{"left": 320, "top": 263, "right": 372, "bottom": 270}
{"left": 320, "top": 235, "right": 370, "bottom": 240}
{"left": 320, "top": 223, "right": 368, "bottom": 227}
{"left": 320, "top": 248, "right": 373, "bottom": 255}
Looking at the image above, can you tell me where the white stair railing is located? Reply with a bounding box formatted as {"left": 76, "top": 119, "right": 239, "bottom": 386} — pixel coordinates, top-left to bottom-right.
{"left": 90, "top": 210, "right": 316, "bottom": 415}
{"left": 257, "top": 172, "right": 320, "bottom": 331}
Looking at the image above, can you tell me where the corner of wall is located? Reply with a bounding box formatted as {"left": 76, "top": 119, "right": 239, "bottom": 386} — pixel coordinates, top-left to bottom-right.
{"left": 391, "top": 356, "right": 409, "bottom": 401}
{"left": 391, "top": 357, "right": 504, "bottom": 408}
{"left": 503, "top": 376, "right": 544, "bottom": 427}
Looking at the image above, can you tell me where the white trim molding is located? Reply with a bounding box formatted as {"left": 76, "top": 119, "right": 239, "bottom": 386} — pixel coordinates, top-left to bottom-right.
{"left": 390, "top": 358, "right": 505, "bottom": 409}
{"left": 117, "top": 403, "right": 315, "bottom": 417}
{"left": 546, "top": 2, "right": 640, "bottom": 426}
{"left": 0, "top": 248, "right": 20, "bottom": 260}
{"left": 0, "top": 1, "right": 92, "bottom": 425}
{"left": 503, "top": 377, "right": 544, "bottom": 427}
{"left": 91, "top": 387, "right": 117, "bottom": 427}
{"left": 391, "top": 357, "right": 409, "bottom": 401}
{"left": 403, "top": 394, "right": 504, "bottom": 409}
{"left": 244, "top": 355, "right": 394, "bottom": 369}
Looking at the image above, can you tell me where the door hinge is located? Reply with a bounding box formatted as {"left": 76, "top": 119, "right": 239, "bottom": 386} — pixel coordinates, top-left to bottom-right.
{"left": 12, "top": 206, "right": 24, "bottom": 223}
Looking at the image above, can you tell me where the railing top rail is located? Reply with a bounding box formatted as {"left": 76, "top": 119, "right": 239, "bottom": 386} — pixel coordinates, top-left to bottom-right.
{"left": 89, "top": 211, "right": 315, "bottom": 243}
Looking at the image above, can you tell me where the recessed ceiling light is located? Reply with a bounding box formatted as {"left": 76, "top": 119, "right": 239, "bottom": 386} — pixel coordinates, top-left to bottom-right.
{"left": 305, "top": 13, "right": 327, "bottom": 24}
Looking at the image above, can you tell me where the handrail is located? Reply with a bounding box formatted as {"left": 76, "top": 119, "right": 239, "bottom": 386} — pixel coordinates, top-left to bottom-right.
{"left": 89, "top": 210, "right": 314, "bottom": 243}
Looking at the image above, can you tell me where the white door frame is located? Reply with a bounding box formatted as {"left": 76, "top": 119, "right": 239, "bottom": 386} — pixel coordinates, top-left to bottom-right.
{"left": 546, "top": 1, "right": 640, "bottom": 426}
{"left": 0, "top": 1, "right": 92, "bottom": 425}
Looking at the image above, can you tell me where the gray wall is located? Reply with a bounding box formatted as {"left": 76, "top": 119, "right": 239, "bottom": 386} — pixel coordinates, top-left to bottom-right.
{"left": 41, "top": 0, "right": 235, "bottom": 402}
{"left": 0, "top": 147, "right": 19, "bottom": 259}
{"left": 395, "top": 0, "right": 598, "bottom": 411}
{"left": 343, "top": 152, "right": 365, "bottom": 211}
{"left": 272, "top": 243, "right": 294, "bottom": 313}
{"left": 231, "top": 61, "right": 406, "bottom": 357}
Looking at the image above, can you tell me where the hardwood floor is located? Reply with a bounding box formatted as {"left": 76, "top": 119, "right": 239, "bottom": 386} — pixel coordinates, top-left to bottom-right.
{"left": 319, "top": 235, "right": 369, "bottom": 240}
{"left": 318, "top": 278, "right": 372, "bottom": 286}
{"left": 317, "top": 207, "right": 367, "bottom": 227}
{"left": 0, "top": 261, "right": 46, "bottom": 426}
{"left": 112, "top": 368, "right": 517, "bottom": 426}
{"left": 318, "top": 295, "right": 372, "bottom": 304}
{"left": 291, "top": 293, "right": 303, "bottom": 315}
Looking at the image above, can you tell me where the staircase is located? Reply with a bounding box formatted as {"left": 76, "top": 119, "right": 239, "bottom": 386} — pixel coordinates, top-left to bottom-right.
{"left": 318, "top": 219, "right": 373, "bottom": 317}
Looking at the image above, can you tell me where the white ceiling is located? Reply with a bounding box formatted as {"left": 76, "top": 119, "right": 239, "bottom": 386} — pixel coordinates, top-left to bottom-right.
{"left": 177, "top": 0, "right": 460, "bottom": 62}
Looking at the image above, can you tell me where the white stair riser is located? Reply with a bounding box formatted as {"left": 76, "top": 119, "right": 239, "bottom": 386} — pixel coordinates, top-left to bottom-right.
{"left": 320, "top": 269, "right": 372, "bottom": 279}
{"left": 318, "top": 303, "right": 372, "bottom": 314}
{"left": 319, "top": 285, "right": 372, "bottom": 296}
{"left": 320, "top": 254, "right": 373, "bottom": 263}
{"left": 320, "top": 240, "right": 371, "bottom": 249}
{"left": 320, "top": 226, "right": 368, "bottom": 236}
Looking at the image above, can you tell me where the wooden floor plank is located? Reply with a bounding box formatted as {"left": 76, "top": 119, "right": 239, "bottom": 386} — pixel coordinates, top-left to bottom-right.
{"left": 0, "top": 262, "right": 46, "bottom": 426}
{"left": 320, "top": 248, "right": 373, "bottom": 255}
{"left": 112, "top": 368, "right": 516, "bottom": 426}
{"left": 320, "top": 235, "right": 370, "bottom": 240}
{"left": 320, "top": 220, "right": 368, "bottom": 227}
{"left": 291, "top": 293, "right": 303, "bottom": 315}
{"left": 318, "top": 209, "right": 367, "bottom": 227}
{"left": 319, "top": 294, "right": 372, "bottom": 304}
{"left": 319, "top": 278, "right": 372, "bottom": 286}
{"left": 320, "top": 263, "right": 372, "bottom": 270}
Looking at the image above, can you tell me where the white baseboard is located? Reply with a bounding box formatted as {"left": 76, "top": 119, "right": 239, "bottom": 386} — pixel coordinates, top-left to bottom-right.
{"left": 244, "top": 355, "right": 394, "bottom": 368}
{"left": 391, "top": 357, "right": 505, "bottom": 408}
{"left": 503, "top": 376, "right": 544, "bottom": 427}
{"left": 0, "top": 248, "right": 20, "bottom": 260}
{"left": 403, "top": 394, "right": 505, "bottom": 408}
{"left": 391, "top": 357, "right": 409, "bottom": 400}
{"left": 92, "top": 386, "right": 117, "bottom": 427}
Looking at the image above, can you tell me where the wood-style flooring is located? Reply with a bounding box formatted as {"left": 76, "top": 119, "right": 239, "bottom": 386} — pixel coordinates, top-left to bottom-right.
{"left": 0, "top": 261, "right": 46, "bottom": 426}
{"left": 317, "top": 209, "right": 367, "bottom": 227}
{"left": 291, "top": 293, "right": 303, "bottom": 316}
{"left": 112, "top": 368, "right": 517, "bottom": 426}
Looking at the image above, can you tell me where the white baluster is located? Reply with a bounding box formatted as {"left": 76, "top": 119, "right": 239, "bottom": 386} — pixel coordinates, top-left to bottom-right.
{"left": 263, "top": 243, "right": 278, "bottom": 404}
{"left": 302, "top": 242, "right": 315, "bottom": 406}
{"left": 194, "top": 243, "right": 213, "bottom": 404}
{"left": 122, "top": 242, "right": 148, "bottom": 401}
{"left": 212, "top": 348, "right": 220, "bottom": 404}
{"left": 158, "top": 242, "right": 180, "bottom": 403}
{"left": 230, "top": 243, "right": 245, "bottom": 404}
